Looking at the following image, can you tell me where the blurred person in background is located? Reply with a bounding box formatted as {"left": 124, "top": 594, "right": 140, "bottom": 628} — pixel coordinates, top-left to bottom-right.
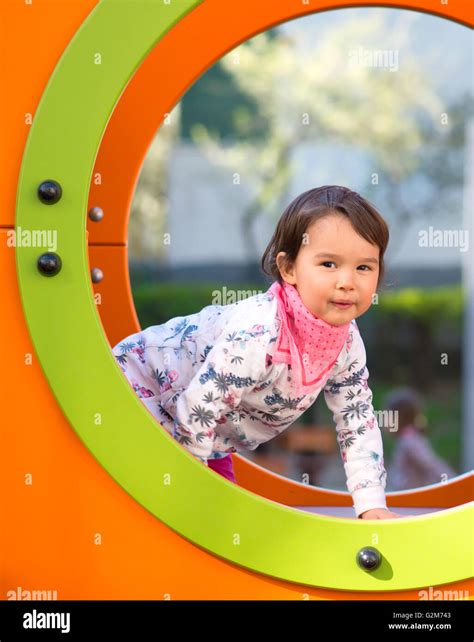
{"left": 384, "top": 387, "right": 456, "bottom": 491}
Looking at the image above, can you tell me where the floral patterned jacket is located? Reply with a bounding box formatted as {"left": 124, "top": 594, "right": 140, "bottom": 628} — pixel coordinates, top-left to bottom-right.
{"left": 112, "top": 288, "right": 387, "bottom": 517}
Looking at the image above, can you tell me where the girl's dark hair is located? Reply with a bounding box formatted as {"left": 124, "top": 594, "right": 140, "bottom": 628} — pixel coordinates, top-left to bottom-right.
{"left": 261, "top": 185, "right": 389, "bottom": 288}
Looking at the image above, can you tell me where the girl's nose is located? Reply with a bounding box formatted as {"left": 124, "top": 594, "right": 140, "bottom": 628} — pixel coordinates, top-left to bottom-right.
{"left": 336, "top": 271, "right": 355, "bottom": 289}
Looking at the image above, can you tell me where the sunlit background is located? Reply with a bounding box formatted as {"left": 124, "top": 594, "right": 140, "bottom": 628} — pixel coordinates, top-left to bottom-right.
{"left": 127, "top": 7, "right": 473, "bottom": 491}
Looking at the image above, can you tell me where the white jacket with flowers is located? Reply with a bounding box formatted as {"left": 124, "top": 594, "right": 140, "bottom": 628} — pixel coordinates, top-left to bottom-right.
{"left": 112, "top": 288, "right": 387, "bottom": 517}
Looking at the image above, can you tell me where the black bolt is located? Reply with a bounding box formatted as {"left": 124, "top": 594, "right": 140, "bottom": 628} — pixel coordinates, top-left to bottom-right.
{"left": 37, "top": 252, "right": 62, "bottom": 277}
{"left": 88, "top": 206, "right": 104, "bottom": 222}
{"left": 356, "top": 547, "right": 382, "bottom": 572}
{"left": 37, "top": 180, "right": 62, "bottom": 205}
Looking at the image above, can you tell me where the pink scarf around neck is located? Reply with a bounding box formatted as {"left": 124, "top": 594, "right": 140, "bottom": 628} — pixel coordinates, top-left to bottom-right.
{"left": 268, "top": 281, "right": 350, "bottom": 391}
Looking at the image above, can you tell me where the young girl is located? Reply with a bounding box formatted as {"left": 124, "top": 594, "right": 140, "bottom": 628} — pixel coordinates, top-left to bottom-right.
{"left": 112, "top": 185, "right": 401, "bottom": 520}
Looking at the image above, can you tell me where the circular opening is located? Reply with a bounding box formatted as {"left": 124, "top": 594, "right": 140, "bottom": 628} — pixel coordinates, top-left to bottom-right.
{"left": 125, "top": 8, "right": 473, "bottom": 495}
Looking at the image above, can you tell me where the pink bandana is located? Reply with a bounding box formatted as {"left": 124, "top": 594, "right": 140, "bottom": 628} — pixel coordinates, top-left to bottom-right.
{"left": 268, "top": 281, "right": 350, "bottom": 391}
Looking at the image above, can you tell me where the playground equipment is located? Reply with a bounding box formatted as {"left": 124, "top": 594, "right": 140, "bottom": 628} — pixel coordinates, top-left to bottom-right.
{"left": 1, "top": 0, "right": 473, "bottom": 600}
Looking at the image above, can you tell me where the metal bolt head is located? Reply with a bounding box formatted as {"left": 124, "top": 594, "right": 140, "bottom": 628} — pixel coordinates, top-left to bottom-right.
{"left": 37, "top": 180, "right": 62, "bottom": 205}
{"left": 356, "top": 547, "right": 382, "bottom": 571}
{"left": 91, "top": 267, "right": 103, "bottom": 283}
{"left": 37, "top": 252, "right": 62, "bottom": 277}
{"left": 88, "top": 207, "right": 104, "bottom": 222}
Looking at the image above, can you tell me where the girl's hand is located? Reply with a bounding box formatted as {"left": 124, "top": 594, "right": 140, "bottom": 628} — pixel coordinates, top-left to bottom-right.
{"left": 360, "top": 508, "right": 403, "bottom": 519}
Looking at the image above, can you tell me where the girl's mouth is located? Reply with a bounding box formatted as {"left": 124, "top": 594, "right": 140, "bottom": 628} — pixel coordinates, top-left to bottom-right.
{"left": 331, "top": 301, "right": 354, "bottom": 309}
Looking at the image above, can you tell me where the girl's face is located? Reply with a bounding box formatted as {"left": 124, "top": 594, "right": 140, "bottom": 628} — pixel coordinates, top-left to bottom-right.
{"left": 276, "top": 213, "right": 380, "bottom": 326}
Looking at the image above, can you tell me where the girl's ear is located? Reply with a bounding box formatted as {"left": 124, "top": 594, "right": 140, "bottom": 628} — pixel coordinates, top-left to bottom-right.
{"left": 276, "top": 251, "right": 296, "bottom": 284}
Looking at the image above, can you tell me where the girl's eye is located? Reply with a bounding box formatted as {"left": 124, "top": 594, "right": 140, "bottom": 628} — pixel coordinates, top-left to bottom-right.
{"left": 320, "top": 262, "right": 372, "bottom": 271}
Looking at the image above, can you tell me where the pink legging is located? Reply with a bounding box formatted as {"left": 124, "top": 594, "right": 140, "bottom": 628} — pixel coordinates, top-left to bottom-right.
{"left": 207, "top": 454, "right": 237, "bottom": 483}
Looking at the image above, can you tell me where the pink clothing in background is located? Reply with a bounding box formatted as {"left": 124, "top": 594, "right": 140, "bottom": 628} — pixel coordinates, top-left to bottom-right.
{"left": 387, "top": 425, "right": 456, "bottom": 490}
{"left": 208, "top": 455, "right": 237, "bottom": 483}
{"left": 269, "top": 281, "right": 350, "bottom": 391}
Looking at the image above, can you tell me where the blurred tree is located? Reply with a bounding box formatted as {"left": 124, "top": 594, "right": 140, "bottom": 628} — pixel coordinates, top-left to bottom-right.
{"left": 188, "top": 13, "right": 459, "bottom": 263}
{"left": 128, "top": 107, "right": 180, "bottom": 259}
{"left": 128, "top": 29, "right": 278, "bottom": 258}
{"left": 365, "top": 92, "right": 472, "bottom": 258}
{"left": 130, "top": 13, "right": 469, "bottom": 264}
{"left": 180, "top": 58, "right": 269, "bottom": 143}
{"left": 180, "top": 27, "right": 279, "bottom": 142}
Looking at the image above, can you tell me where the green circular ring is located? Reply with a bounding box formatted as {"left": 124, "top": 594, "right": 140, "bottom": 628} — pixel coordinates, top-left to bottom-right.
{"left": 15, "top": 0, "right": 473, "bottom": 590}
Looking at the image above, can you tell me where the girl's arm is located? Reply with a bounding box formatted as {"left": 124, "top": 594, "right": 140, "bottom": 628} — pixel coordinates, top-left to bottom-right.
{"left": 323, "top": 321, "right": 388, "bottom": 518}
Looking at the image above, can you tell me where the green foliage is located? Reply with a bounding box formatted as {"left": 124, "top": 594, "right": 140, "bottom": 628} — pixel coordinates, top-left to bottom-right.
{"left": 179, "top": 27, "right": 279, "bottom": 142}
{"left": 179, "top": 62, "right": 269, "bottom": 143}
{"left": 377, "top": 285, "right": 464, "bottom": 324}
{"left": 132, "top": 281, "right": 267, "bottom": 327}
{"left": 133, "top": 280, "right": 465, "bottom": 330}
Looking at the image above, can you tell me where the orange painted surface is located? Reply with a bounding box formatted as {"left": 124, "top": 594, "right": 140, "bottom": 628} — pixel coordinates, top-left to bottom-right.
{"left": 2, "top": 0, "right": 473, "bottom": 599}
{"left": 233, "top": 457, "right": 473, "bottom": 507}
{"left": 0, "top": 0, "right": 99, "bottom": 228}
{"left": 88, "top": 244, "right": 140, "bottom": 349}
